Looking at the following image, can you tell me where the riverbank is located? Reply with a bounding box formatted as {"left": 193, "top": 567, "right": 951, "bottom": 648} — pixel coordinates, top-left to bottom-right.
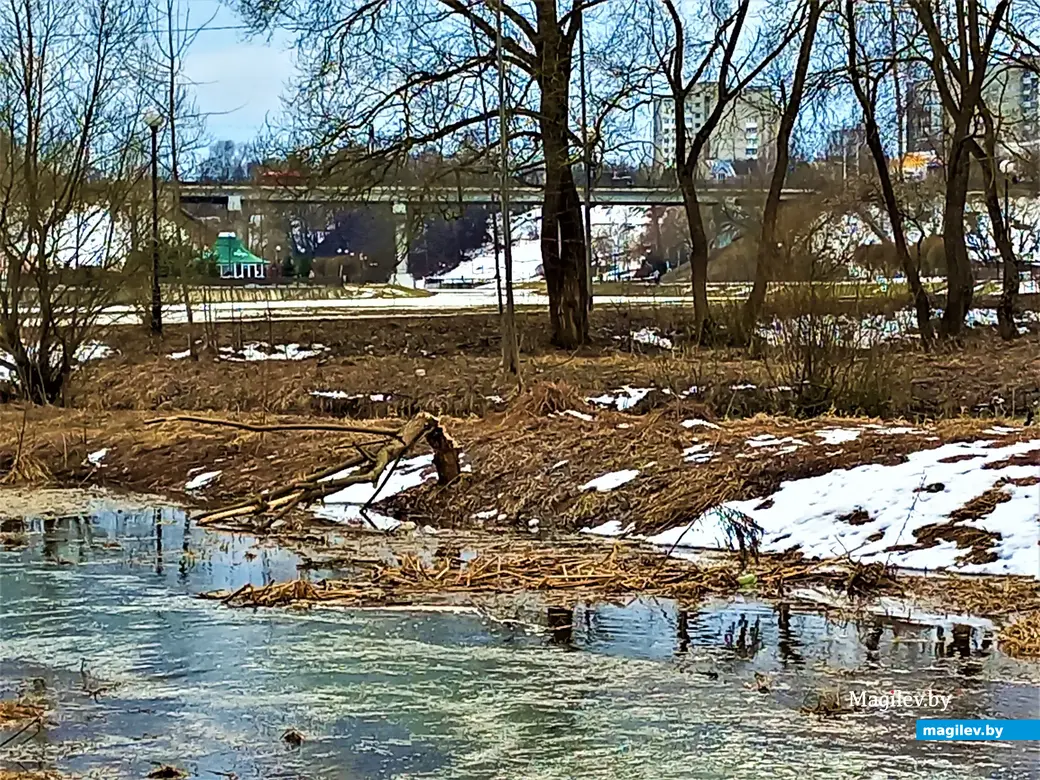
{"left": 1, "top": 402, "right": 1037, "bottom": 638}
{"left": 2, "top": 308, "right": 1038, "bottom": 667}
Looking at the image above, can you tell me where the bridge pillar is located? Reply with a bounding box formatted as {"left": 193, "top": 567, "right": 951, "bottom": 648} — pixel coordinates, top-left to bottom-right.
{"left": 390, "top": 202, "right": 415, "bottom": 288}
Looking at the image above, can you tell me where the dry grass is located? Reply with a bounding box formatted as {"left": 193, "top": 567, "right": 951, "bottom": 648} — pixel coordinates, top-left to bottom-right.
{"left": 0, "top": 772, "right": 61, "bottom": 780}
{"left": 998, "top": 611, "right": 1040, "bottom": 657}
{"left": 59, "top": 313, "right": 1040, "bottom": 421}
{"left": 907, "top": 575, "right": 1040, "bottom": 618}
{"left": 0, "top": 697, "right": 44, "bottom": 727}
{"left": 203, "top": 535, "right": 889, "bottom": 609}
{"left": 1, "top": 400, "right": 1032, "bottom": 541}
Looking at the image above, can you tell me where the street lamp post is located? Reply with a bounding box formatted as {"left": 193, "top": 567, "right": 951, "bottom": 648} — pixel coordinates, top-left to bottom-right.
{"left": 144, "top": 109, "right": 163, "bottom": 336}
{"left": 999, "top": 159, "right": 1014, "bottom": 222}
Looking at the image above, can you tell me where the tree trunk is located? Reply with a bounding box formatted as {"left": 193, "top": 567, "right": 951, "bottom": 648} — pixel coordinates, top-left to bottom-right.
{"left": 941, "top": 136, "right": 974, "bottom": 338}
{"left": 679, "top": 177, "right": 711, "bottom": 336}
{"left": 846, "top": 0, "right": 933, "bottom": 346}
{"left": 13, "top": 351, "right": 68, "bottom": 405}
{"left": 997, "top": 230, "right": 1019, "bottom": 341}
{"left": 743, "top": 0, "right": 822, "bottom": 336}
{"left": 979, "top": 175, "right": 1018, "bottom": 340}
{"left": 969, "top": 139, "right": 1018, "bottom": 341}
{"left": 535, "top": 2, "right": 588, "bottom": 349}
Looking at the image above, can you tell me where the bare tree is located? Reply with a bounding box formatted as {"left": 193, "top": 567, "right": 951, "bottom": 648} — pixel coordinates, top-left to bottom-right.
{"left": 968, "top": 93, "right": 1018, "bottom": 340}
{"left": 843, "top": 0, "right": 934, "bottom": 345}
{"left": 0, "top": 0, "right": 149, "bottom": 403}
{"left": 233, "top": 0, "right": 630, "bottom": 349}
{"left": 743, "top": 0, "right": 824, "bottom": 334}
{"left": 148, "top": 0, "right": 212, "bottom": 357}
{"left": 650, "top": 0, "right": 801, "bottom": 335}
{"left": 910, "top": 0, "right": 1010, "bottom": 338}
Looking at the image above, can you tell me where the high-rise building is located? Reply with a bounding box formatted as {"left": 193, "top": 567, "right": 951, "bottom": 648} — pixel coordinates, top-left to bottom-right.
{"left": 906, "top": 61, "right": 1040, "bottom": 154}
{"left": 906, "top": 77, "right": 944, "bottom": 153}
{"left": 652, "top": 85, "right": 777, "bottom": 170}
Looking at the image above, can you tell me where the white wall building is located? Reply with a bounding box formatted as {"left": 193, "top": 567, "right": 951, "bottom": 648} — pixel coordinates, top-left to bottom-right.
{"left": 652, "top": 85, "right": 778, "bottom": 171}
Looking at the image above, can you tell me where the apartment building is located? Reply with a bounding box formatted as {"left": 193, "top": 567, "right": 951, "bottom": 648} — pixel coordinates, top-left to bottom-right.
{"left": 907, "top": 61, "right": 1040, "bottom": 154}
{"left": 652, "top": 84, "right": 777, "bottom": 171}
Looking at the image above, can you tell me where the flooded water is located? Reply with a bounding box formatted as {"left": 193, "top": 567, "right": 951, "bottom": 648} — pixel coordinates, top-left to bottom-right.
{"left": 1, "top": 500, "right": 1038, "bottom": 779}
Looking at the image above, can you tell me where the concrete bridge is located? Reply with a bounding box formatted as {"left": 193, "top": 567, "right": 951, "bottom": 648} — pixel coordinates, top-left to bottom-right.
{"left": 177, "top": 181, "right": 815, "bottom": 286}
{"left": 177, "top": 182, "right": 812, "bottom": 208}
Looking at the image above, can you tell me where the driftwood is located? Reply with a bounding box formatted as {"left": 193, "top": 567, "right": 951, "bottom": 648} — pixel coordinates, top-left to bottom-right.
{"left": 144, "top": 412, "right": 459, "bottom": 530}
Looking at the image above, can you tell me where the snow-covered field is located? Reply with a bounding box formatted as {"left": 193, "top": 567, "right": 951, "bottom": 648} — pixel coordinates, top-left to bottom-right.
{"left": 429, "top": 206, "right": 650, "bottom": 286}
{"left": 585, "top": 431, "right": 1040, "bottom": 577}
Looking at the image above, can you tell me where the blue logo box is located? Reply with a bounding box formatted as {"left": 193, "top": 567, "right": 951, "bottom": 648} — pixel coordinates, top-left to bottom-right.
{"left": 917, "top": 720, "right": 1040, "bottom": 741}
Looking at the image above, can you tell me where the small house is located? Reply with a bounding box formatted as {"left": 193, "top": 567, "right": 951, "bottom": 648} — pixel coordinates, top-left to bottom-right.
{"left": 207, "top": 232, "right": 268, "bottom": 280}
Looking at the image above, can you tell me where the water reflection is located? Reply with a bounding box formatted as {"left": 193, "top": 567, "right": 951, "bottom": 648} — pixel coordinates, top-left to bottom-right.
{"left": 0, "top": 503, "right": 1037, "bottom": 780}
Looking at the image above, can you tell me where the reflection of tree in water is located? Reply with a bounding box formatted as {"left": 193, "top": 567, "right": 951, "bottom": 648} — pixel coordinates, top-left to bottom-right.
{"left": 580, "top": 605, "right": 616, "bottom": 648}
{"left": 776, "top": 603, "right": 804, "bottom": 666}
{"left": 40, "top": 515, "right": 89, "bottom": 562}
{"left": 154, "top": 508, "right": 164, "bottom": 575}
{"left": 677, "top": 610, "right": 690, "bottom": 655}
{"left": 178, "top": 512, "right": 193, "bottom": 585}
{"left": 861, "top": 619, "right": 884, "bottom": 665}
{"left": 724, "top": 614, "right": 762, "bottom": 658}
{"left": 0, "top": 516, "right": 27, "bottom": 549}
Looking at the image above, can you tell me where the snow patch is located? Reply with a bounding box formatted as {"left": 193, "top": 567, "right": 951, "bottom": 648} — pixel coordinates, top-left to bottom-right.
{"left": 316, "top": 454, "right": 437, "bottom": 527}
{"left": 815, "top": 428, "right": 862, "bottom": 446}
{"left": 85, "top": 448, "right": 108, "bottom": 467}
{"left": 649, "top": 438, "right": 1040, "bottom": 576}
{"left": 683, "top": 443, "right": 715, "bottom": 464}
{"left": 75, "top": 341, "right": 114, "bottom": 362}
{"left": 745, "top": 434, "right": 810, "bottom": 450}
{"left": 580, "top": 520, "right": 635, "bottom": 536}
{"left": 221, "top": 342, "right": 327, "bottom": 362}
{"left": 579, "top": 469, "right": 640, "bottom": 493}
{"left": 681, "top": 418, "right": 721, "bottom": 430}
{"left": 185, "top": 470, "right": 221, "bottom": 490}
{"left": 587, "top": 386, "right": 652, "bottom": 411}
{"left": 560, "top": 409, "right": 594, "bottom": 422}
{"left": 631, "top": 328, "right": 673, "bottom": 350}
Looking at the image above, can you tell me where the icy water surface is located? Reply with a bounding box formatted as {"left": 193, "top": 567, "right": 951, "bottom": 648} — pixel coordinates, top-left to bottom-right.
{"left": 0, "top": 502, "right": 1038, "bottom": 779}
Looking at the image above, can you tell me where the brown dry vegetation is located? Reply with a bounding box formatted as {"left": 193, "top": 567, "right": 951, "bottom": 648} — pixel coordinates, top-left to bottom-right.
{"left": 0, "top": 697, "right": 44, "bottom": 728}
{"left": 999, "top": 611, "right": 1040, "bottom": 657}
{"left": 0, "top": 310, "right": 1035, "bottom": 620}
{"left": 0, "top": 396, "right": 1030, "bottom": 544}
{"left": 59, "top": 310, "right": 1040, "bottom": 421}
{"left": 204, "top": 537, "right": 901, "bottom": 611}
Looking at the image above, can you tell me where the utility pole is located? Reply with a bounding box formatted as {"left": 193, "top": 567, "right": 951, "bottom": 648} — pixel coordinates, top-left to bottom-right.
{"left": 145, "top": 109, "right": 163, "bottom": 336}
{"left": 494, "top": 0, "right": 520, "bottom": 377}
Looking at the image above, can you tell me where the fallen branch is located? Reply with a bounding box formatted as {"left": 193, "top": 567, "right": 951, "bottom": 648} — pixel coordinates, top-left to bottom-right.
{"left": 145, "top": 414, "right": 400, "bottom": 438}
{"left": 189, "top": 413, "right": 456, "bottom": 529}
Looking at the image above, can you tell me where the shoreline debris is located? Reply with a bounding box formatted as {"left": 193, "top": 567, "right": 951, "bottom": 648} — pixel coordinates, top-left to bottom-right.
{"left": 145, "top": 413, "right": 459, "bottom": 532}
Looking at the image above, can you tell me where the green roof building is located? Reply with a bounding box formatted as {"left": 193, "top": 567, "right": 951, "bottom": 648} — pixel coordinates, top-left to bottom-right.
{"left": 207, "top": 232, "right": 268, "bottom": 280}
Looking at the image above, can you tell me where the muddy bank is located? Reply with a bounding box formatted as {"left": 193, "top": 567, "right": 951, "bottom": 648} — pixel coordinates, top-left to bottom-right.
{"left": 1, "top": 395, "right": 1037, "bottom": 573}
{"left": 0, "top": 402, "right": 1031, "bottom": 531}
